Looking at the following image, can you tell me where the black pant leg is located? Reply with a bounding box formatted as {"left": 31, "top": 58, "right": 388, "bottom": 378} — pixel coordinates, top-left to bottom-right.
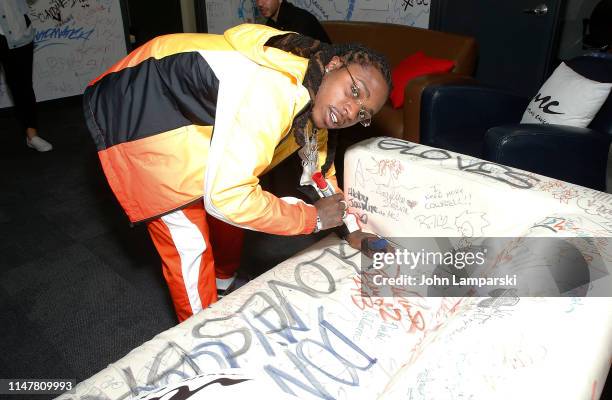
{"left": 0, "top": 37, "right": 38, "bottom": 130}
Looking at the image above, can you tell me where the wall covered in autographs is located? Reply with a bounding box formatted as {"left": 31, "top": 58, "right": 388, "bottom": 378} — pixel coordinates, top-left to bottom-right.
{"left": 205, "top": 0, "right": 430, "bottom": 34}
{"left": 0, "top": 0, "right": 127, "bottom": 107}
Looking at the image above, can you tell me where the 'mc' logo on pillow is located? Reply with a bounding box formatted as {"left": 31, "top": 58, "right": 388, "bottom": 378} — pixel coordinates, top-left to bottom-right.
{"left": 532, "top": 93, "right": 564, "bottom": 115}
{"left": 523, "top": 93, "right": 565, "bottom": 124}
{"left": 521, "top": 62, "right": 611, "bottom": 128}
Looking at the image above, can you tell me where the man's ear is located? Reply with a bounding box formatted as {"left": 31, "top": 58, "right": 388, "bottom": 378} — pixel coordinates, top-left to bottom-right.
{"left": 324, "top": 56, "right": 343, "bottom": 73}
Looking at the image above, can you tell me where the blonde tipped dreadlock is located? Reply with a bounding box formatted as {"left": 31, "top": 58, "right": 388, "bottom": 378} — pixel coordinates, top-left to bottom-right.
{"left": 265, "top": 33, "right": 392, "bottom": 174}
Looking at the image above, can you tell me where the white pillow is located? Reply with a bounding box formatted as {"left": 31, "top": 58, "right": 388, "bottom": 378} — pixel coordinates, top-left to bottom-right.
{"left": 521, "top": 62, "right": 612, "bottom": 127}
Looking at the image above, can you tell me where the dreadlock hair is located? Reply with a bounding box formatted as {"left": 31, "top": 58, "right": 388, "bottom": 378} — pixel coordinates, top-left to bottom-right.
{"left": 265, "top": 33, "right": 392, "bottom": 175}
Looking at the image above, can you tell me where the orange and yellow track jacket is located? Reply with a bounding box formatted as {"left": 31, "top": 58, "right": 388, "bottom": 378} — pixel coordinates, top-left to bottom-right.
{"left": 83, "top": 24, "right": 337, "bottom": 235}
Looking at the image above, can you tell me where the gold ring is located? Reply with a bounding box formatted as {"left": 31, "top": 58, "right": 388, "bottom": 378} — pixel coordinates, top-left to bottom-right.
{"left": 340, "top": 200, "right": 348, "bottom": 210}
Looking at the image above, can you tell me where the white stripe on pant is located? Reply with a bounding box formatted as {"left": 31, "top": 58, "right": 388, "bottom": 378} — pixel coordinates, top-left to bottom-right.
{"left": 160, "top": 210, "right": 206, "bottom": 315}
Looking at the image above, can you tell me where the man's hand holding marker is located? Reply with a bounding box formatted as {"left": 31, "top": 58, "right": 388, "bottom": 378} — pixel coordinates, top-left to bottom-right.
{"left": 310, "top": 172, "right": 393, "bottom": 256}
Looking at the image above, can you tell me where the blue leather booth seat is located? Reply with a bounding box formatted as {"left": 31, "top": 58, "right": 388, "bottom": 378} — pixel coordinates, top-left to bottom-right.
{"left": 420, "top": 55, "right": 612, "bottom": 191}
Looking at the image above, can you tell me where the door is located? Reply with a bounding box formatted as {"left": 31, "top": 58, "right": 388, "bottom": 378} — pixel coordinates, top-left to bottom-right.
{"left": 430, "top": 0, "right": 566, "bottom": 98}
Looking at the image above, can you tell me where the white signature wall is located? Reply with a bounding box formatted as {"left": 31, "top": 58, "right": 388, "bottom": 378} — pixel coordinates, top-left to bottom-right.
{"left": 0, "top": 0, "right": 127, "bottom": 108}
{"left": 205, "top": 0, "right": 430, "bottom": 34}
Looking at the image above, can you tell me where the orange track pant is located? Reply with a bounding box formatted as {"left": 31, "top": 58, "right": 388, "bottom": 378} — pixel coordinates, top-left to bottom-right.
{"left": 147, "top": 201, "right": 243, "bottom": 322}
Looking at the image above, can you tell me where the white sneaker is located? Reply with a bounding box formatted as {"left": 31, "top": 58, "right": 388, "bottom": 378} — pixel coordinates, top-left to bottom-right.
{"left": 216, "top": 275, "right": 249, "bottom": 299}
{"left": 216, "top": 275, "right": 236, "bottom": 299}
{"left": 26, "top": 136, "right": 53, "bottom": 152}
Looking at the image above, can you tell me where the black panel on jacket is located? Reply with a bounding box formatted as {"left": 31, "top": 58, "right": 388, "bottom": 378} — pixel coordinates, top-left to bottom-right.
{"left": 83, "top": 52, "right": 219, "bottom": 151}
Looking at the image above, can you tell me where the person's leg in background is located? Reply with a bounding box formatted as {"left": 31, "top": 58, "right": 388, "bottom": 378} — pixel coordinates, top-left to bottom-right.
{"left": 0, "top": 34, "right": 52, "bottom": 152}
{"left": 206, "top": 215, "right": 245, "bottom": 294}
{"left": 147, "top": 202, "right": 218, "bottom": 322}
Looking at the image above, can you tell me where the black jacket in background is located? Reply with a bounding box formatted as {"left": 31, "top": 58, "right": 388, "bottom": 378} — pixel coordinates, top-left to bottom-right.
{"left": 266, "top": 1, "right": 331, "bottom": 43}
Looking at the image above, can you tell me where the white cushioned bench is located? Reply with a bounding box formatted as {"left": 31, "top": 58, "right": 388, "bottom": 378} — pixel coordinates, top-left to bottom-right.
{"left": 58, "top": 138, "right": 612, "bottom": 400}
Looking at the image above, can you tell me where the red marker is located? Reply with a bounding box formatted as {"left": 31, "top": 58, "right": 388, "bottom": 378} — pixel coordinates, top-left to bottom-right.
{"left": 311, "top": 172, "right": 360, "bottom": 233}
{"left": 312, "top": 172, "right": 335, "bottom": 197}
